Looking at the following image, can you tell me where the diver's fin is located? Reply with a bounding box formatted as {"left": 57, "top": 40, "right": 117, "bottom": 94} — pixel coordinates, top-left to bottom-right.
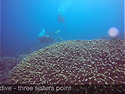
{"left": 58, "top": 36, "right": 63, "bottom": 41}
{"left": 55, "top": 30, "right": 61, "bottom": 33}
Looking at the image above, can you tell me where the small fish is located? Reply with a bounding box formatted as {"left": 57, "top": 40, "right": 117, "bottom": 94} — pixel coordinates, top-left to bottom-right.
{"left": 55, "top": 30, "right": 61, "bottom": 33}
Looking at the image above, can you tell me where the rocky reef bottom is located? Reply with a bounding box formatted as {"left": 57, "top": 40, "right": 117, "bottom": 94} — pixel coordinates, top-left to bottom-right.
{"left": 0, "top": 55, "right": 27, "bottom": 84}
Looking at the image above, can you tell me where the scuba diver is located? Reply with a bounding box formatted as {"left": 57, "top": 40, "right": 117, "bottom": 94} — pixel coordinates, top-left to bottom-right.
{"left": 38, "top": 28, "right": 54, "bottom": 43}
{"left": 38, "top": 28, "right": 63, "bottom": 43}
{"left": 58, "top": 14, "right": 65, "bottom": 23}
{"left": 57, "top": 13, "right": 66, "bottom": 30}
{"left": 38, "top": 28, "right": 63, "bottom": 44}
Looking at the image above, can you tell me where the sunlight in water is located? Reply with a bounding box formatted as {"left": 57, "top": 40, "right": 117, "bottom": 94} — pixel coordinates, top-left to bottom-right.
{"left": 108, "top": 27, "right": 119, "bottom": 37}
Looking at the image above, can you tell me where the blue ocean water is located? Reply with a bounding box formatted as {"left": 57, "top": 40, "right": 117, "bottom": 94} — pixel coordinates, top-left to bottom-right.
{"left": 1, "top": 0, "right": 124, "bottom": 57}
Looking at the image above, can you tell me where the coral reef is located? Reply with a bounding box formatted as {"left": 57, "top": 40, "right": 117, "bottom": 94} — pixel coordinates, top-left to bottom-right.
{"left": 8, "top": 39, "right": 125, "bottom": 84}
{"left": 0, "top": 55, "right": 27, "bottom": 84}
{"left": 0, "top": 57, "right": 18, "bottom": 84}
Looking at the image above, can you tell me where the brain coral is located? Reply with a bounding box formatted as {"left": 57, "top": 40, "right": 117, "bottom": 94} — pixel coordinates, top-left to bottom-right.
{"left": 8, "top": 40, "right": 125, "bottom": 84}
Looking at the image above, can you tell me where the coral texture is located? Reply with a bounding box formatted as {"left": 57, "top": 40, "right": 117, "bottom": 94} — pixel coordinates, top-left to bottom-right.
{"left": 0, "top": 55, "right": 26, "bottom": 84}
{"left": 8, "top": 40, "right": 125, "bottom": 84}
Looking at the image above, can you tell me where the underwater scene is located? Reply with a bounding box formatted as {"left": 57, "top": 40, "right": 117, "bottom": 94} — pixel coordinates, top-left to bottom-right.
{"left": 0, "top": 0, "right": 125, "bottom": 94}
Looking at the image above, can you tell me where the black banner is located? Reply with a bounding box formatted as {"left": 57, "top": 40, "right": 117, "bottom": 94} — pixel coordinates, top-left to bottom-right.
{"left": 0, "top": 84, "right": 125, "bottom": 94}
